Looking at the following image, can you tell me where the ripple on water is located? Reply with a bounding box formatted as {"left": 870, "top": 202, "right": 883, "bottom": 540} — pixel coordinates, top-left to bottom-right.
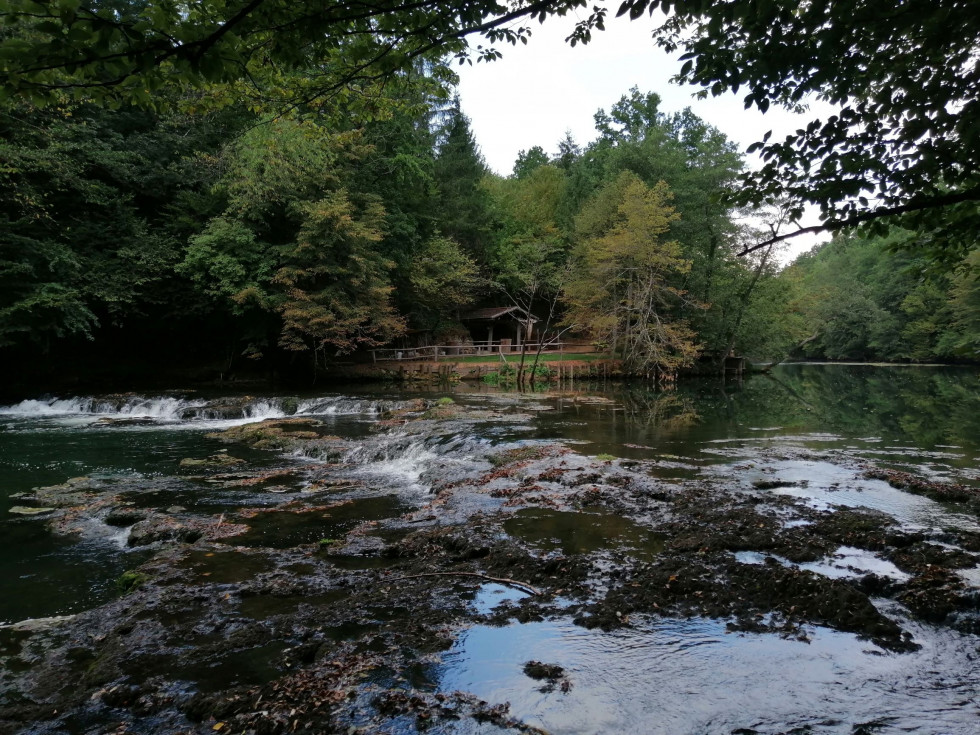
{"left": 722, "top": 458, "right": 980, "bottom": 532}
{"left": 436, "top": 616, "right": 980, "bottom": 734}
{"left": 503, "top": 507, "right": 665, "bottom": 561}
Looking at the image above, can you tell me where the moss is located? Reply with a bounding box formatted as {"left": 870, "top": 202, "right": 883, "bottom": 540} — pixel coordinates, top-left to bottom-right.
{"left": 487, "top": 446, "right": 549, "bottom": 467}
{"left": 115, "top": 571, "right": 148, "bottom": 594}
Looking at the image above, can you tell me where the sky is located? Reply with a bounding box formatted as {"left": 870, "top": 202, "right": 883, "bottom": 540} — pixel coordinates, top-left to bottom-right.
{"left": 455, "top": 13, "right": 834, "bottom": 262}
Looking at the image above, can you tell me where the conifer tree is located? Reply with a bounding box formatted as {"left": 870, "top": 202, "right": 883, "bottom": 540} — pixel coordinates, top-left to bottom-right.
{"left": 433, "top": 97, "right": 493, "bottom": 260}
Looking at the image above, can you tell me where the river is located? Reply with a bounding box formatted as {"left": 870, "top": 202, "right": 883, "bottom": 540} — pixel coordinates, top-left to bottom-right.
{"left": 1, "top": 364, "right": 979, "bottom": 734}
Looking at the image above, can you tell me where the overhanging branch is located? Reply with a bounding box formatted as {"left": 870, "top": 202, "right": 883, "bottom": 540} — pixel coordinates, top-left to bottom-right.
{"left": 738, "top": 187, "right": 980, "bottom": 256}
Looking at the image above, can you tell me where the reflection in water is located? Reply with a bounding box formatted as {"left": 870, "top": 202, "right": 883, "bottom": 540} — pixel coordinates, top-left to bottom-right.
{"left": 529, "top": 365, "right": 980, "bottom": 483}
{"left": 504, "top": 508, "right": 664, "bottom": 560}
{"left": 438, "top": 615, "right": 980, "bottom": 735}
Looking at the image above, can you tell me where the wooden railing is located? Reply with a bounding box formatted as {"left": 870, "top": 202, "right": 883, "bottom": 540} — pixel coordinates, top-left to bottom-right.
{"left": 370, "top": 340, "right": 567, "bottom": 363}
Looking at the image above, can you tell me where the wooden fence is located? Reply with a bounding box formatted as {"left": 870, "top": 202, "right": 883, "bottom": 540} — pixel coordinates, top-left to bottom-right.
{"left": 370, "top": 340, "right": 568, "bottom": 363}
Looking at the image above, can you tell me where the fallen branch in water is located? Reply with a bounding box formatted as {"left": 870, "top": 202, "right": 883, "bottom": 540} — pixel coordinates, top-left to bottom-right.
{"left": 386, "top": 572, "right": 541, "bottom": 596}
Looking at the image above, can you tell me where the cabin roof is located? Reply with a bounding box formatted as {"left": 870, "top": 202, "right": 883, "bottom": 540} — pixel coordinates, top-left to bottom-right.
{"left": 461, "top": 306, "right": 537, "bottom": 322}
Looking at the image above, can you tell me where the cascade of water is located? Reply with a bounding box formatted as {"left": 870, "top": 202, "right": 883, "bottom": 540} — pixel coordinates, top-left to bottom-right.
{"left": 0, "top": 395, "right": 413, "bottom": 423}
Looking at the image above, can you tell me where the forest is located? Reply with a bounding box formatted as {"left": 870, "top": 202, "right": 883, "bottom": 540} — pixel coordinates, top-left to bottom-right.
{"left": 1, "top": 1, "right": 978, "bottom": 389}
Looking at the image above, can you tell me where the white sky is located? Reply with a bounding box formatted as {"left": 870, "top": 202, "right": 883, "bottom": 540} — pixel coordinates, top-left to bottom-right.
{"left": 455, "top": 14, "right": 834, "bottom": 262}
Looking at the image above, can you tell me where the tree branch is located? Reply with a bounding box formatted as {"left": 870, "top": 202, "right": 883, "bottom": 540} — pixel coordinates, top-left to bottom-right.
{"left": 738, "top": 188, "right": 980, "bottom": 256}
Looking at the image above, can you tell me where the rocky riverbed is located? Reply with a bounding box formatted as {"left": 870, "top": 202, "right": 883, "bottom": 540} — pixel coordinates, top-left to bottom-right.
{"left": 2, "top": 395, "right": 980, "bottom": 734}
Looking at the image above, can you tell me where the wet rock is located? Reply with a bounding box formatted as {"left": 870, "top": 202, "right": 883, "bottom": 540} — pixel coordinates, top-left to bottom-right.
{"left": 179, "top": 452, "right": 245, "bottom": 469}
{"left": 865, "top": 468, "right": 980, "bottom": 507}
{"left": 208, "top": 418, "right": 347, "bottom": 458}
{"left": 577, "top": 553, "right": 919, "bottom": 652}
{"left": 8, "top": 505, "right": 55, "bottom": 516}
{"left": 33, "top": 476, "right": 106, "bottom": 507}
{"left": 104, "top": 508, "right": 147, "bottom": 526}
{"left": 752, "top": 479, "right": 800, "bottom": 490}
{"left": 522, "top": 660, "right": 564, "bottom": 681}
{"left": 885, "top": 542, "right": 977, "bottom": 575}
{"left": 523, "top": 660, "right": 572, "bottom": 693}
{"left": 127, "top": 515, "right": 206, "bottom": 546}
{"left": 897, "top": 566, "right": 969, "bottom": 622}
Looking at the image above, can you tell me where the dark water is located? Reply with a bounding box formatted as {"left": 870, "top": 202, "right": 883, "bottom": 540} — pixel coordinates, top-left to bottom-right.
{"left": 1, "top": 365, "right": 980, "bottom": 733}
{"left": 1, "top": 366, "right": 978, "bottom": 623}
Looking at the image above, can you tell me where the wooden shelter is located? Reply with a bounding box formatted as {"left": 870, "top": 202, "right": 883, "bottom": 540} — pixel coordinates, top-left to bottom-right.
{"left": 460, "top": 306, "right": 538, "bottom": 351}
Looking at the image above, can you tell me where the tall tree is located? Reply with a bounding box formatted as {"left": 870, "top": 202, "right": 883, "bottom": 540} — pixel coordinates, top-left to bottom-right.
{"left": 6, "top": 0, "right": 978, "bottom": 262}
{"left": 512, "top": 146, "right": 550, "bottom": 179}
{"left": 180, "top": 119, "right": 405, "bottom": 359}
{"left": 565, "top": 171, "right": 700, "bottom": 374}
{"left": 433, "top": 98, "right": 493, "bottom": 260}
{"left": 0, "top": 96, "right": 241, "bottom": 349}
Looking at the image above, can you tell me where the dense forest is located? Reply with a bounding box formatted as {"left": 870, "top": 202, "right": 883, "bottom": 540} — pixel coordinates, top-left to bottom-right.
{"left": 1, "top": 44, "right": 977, "bottom": 387}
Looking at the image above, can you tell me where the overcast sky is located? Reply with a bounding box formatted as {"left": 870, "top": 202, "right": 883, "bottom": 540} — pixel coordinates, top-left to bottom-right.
{"left": 455, "top": 14, "right": 834, "bottom": 262}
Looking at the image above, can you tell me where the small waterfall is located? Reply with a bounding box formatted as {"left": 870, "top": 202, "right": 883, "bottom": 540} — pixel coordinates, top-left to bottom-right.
{"left": 296, "top": 397, "right": 415, "bottom": 416}
{"left": 340, "top": 432, "right": 440, "bottom": 492}
{"left": 0, "top": 396, "right": 204, "bottom": 420}
{"left": 0, "top": 394, "right": 424, "bottom": 428}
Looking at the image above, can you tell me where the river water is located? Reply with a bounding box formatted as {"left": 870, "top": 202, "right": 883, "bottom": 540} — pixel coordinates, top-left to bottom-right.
{"left": 1, "top": 364, "right": 979, "bottom": 734}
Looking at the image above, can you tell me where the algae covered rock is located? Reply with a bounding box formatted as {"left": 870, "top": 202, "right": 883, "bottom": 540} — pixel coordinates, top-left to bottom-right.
{"left": 179, "top": 452, "right": 246, "bottom": 469}
{"left": 206, "top": 418, "right": 348, "bottom": 459}
{"left": 8, "top": 506, "right": 55, "bottom": 516}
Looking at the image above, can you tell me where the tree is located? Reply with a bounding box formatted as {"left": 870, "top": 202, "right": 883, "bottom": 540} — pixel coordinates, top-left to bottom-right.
{"left": 552, "top": 131, "right": 581, "bottom": 172}
{"left": 0, "top": 95, "right": 241, "bottom": 349}
{"left": 486, "top": 164, "right": 569, "bottom": 354}
{"left": 180, "top": 118, "right": 405, "bottom": 357}
{"left": 6, "top": 0, "right": 978, "bottom": 261}
{"left": 433, "top": 98, "right": 493, "bottom": 259}
{"left": 407, "top": 235, "right": 481, "bottom": 328}
{"left": 512, "top": 146, "right": 550, "bottom": 179}
{"left": 0, "top": 0, "right": 588, "bottom": 107}
{"left": 940, "top": 253, "right": 980, "bottom": 357}
{"left": 564, "top": 171, "right": 700, "bottom": 374}
{"left": 614, "top": 0, "right": 980, "bottom": 259}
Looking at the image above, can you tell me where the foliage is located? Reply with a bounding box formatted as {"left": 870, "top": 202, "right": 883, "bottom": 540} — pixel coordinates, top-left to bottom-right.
{"left": 0, "top": 96, "right": 239, "bottom": 348}
{"left": 5, "top": 0, "right": 978, "bottom": 266}
{"left": 0, "top": 0, "right": 582, "bottom": 107}
{"left": 433, "top": 99, "right": 493, "bottom": 260}
{"left": 611, "top": 0, "right": 980, "bottom": 260}
{"left": 564, "top": 172, "right": 700, "bottom": 373}
{"left": 513, "top": 146, "right": 550, "bottom": 179}
{"left": 408, "top": 235, "right": 481, "bottom": 323}
{"left": 180, "top": 118, "right": 405, "bottom": 355}
{"left": 781, "top": 232, "right": 977, "bottom": 362}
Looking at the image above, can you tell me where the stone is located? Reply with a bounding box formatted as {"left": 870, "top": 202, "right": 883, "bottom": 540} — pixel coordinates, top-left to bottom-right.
{"left": 9, "top": 506, "right": 55, "bottom": 516}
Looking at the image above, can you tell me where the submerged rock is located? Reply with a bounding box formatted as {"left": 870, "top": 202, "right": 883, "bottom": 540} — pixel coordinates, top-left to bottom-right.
{"left": 179, "top": 452, "right": 245, "bottom": 468}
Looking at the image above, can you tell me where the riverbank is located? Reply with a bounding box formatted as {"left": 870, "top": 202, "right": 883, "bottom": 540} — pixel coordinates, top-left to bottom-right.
{"left": 2, "top": 386, "right": 980, "bottom": 734}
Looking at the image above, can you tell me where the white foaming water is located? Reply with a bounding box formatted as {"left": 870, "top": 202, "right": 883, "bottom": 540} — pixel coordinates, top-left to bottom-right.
{"left": 345, "top": 435, "right": 440, "bottom": 493}
{"left": 0, "top": 394, "right": 404, "bottom": 430}
{"left": 296, "top": 397, "right": 409, "bottom": 416}
{"left": 0, "top": 396, "right": 203, "bottom": 420}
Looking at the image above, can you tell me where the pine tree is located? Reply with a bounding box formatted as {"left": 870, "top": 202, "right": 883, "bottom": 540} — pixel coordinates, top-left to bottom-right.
{"left": 433, "top": 97, "right": 493, "bottom": 261}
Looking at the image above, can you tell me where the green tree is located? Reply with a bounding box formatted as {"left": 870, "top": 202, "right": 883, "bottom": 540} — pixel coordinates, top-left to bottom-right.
{"left": 407, "top": 235, "right": 481, "bottom": 329}
{"left": 0, "top": 96, "right": 239, "bottom": 348}
{"left": 512, "top": 146, "right": 550, "bottom": 179}
{"left": 940, "top": 253, "right": 980, "bottom": 357}
{"left": 564, "top": 172, "right": 700, "bottom": 374}
{"left": 6, "top": 0, "right": 977, "bottom": 263}
{"left": 433, "top": 98, "right": 494, "bottom": 260}
{"left": 486, "top": 164, "right": 569, "bottom": 348}
{"left": 180, "top": 119, "right": 405, "bottom": 357}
